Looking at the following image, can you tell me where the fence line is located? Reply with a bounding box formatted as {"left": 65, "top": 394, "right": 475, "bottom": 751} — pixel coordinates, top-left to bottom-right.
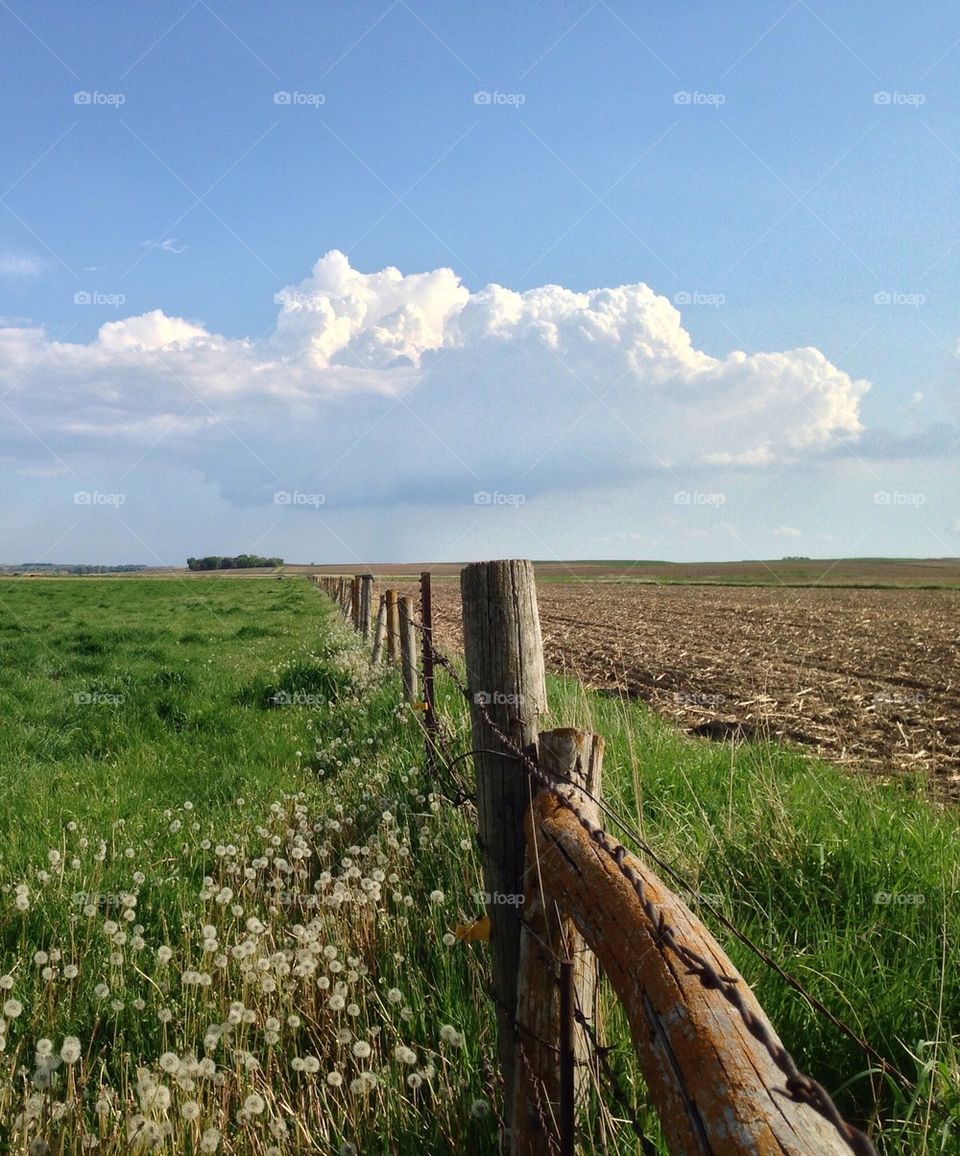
{"left": 310, "top": 566, "right": 878, "bottom": 1156}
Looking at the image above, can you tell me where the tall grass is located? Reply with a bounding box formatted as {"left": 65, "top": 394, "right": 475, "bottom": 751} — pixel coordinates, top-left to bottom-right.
{"left": 0, "top": 577, "right": 956, "bottom": 1153}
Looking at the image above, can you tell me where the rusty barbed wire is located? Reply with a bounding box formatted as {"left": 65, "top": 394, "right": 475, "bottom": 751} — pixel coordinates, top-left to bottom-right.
{"left": 420, "top": 636, "right": 879, "bottom": 1156}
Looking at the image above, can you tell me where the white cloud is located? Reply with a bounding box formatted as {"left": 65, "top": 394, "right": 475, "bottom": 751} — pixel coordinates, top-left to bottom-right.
{"left": 0, "top": 254, "right": 45, "bottom": 279}
{"left": 771, "top": 525, "right": 802, "bottom": 539}
{"left": 0, "top": 251, "right": 872, "bottom": 505}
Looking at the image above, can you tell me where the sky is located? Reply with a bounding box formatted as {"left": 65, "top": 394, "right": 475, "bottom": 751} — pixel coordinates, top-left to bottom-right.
{"left": 0, "top": 1, "right": 958, "bottom": 567}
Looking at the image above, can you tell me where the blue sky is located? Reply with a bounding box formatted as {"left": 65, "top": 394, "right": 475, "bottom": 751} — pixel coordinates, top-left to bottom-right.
{"left": 0, "top": 0, "right": 957, "bottom": 565}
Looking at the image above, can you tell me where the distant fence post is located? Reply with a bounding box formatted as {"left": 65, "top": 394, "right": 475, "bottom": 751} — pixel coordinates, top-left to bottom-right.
{"left": 420, "top": 571, "right": 439, "bottom": 768}
{"left": 461, "top": 559, "right": 547, "bottom": 1133}
{"left": 360, "top": 574, "right": 375, "bottom": 639}
{"left": 371, "top": 594, "right": 387, "bottom": 665}
{"left": 385, "top": 589, "right": 399, "bottom": 663}
{"left": 512, "top": 729, "right": 601, "bottom": 1155}
{"left": 351, "top": 576, "right": 361, "bottom": 631}
{"left": 399, "top": 596, "right": 419, "bottom": 702}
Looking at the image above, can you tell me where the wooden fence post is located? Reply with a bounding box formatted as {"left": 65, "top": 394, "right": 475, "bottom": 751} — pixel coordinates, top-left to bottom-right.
{"left": 420, "top": 571, "right": 439, "bottom": 768}
{"left": 385, "top": 589, "right": 399, "bottom": 663}
{"left": 512, "top": 730, "right": 601, "bottom": 1156}
{"left": 399, "top": 596, "right": 419, "bottom": 702}
{"left": 351, "top": 576, "right": 361, "bottom": 631}
{"left": 526, "top": 795, "right": 856, "bottom": 1155}
{"left": 360, "top": 574, "right": 375, "bottom": 639}
{"left": 461, "top": 559, "right": 547, "bottom": 1133}
{"left": 371, "top": 594, "right": 387, "bottom": 665}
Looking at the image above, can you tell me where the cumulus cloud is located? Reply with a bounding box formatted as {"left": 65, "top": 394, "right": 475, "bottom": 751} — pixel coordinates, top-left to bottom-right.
{"left": 0, "top": 251, "right": 872, "bottom": 506}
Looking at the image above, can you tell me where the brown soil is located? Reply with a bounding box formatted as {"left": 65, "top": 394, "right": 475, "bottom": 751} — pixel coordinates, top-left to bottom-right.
{"left": 391, "top": 578, "right": 960, "bottom": 796}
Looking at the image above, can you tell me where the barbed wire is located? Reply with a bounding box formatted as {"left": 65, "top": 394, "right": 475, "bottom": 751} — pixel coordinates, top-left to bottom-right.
{"left": 320, "top": 582, "right": 882, "bottom": 1154}
{"left": 420, "top": 636, "right": 879, "bottom": 1156}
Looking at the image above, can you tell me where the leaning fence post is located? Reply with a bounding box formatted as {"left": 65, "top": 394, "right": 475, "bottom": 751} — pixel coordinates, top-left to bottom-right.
{"left": 385, "top": 590, "right": 399, "bottom": 663}
{"left": 526, "top": 794, "right": 860, "bottom": 1155}
{"left": 512, "top": 729, "right": 601, "bottom": 1156}
{"left": 371, "top": 594, "right": 387, "bottom": 665}
{"left": 399, "top": 596, "right": 419, "bottom": 702}
{"left": 461, "top": 559, "right": 547, "bottom": 1132}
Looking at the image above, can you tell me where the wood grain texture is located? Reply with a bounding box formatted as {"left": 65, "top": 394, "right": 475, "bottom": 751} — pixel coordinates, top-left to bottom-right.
{"left": 512, "top": 730, "right": 601, "bottom": 1155}
{"left": 528, "top": 794, "right": 853, "bottom": 1155}
{"left": 461, "top": 559, "right": 548, "bottom": 1128}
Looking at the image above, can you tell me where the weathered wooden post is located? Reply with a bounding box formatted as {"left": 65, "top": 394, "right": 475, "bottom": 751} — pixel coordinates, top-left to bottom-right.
{"left": 398, "top": 596, "right": 419, "bottom": 702}
{"left": 385, "top": 589, "right": 399, "bottom": 663}
{"left": 461, "top": 560, "right": 547, "bottom": 1133}
{"left": 526, "top": 795, "right": 860, "bottom": 1155}
{"left": 371, "top": 594, "right": 387, "bottom": 665}
{"left": 351, "top": 576, "right": 361, "bottom": 631}
{"left": 420, "top": 571, "right": 439, "bottom": 768}
{"left": 512, "top": 730, "right": 601, "bottom": 1155}
{"left": 360, "top": 574, "right": 375, "bottom": 639}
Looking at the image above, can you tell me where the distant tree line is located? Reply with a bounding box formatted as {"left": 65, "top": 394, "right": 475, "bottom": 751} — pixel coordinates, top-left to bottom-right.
{"left": 186, "top": 555, "right": 283, "bottom": 571}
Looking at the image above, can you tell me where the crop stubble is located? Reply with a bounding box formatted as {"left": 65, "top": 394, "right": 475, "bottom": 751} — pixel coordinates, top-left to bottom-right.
{"left": 401, "top": 580, "right": 960, "bottom": 794}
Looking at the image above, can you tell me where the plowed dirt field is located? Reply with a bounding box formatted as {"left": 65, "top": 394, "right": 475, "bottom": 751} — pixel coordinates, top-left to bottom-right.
{"left": 398, "top": 580, "right": 960, "bottom": 794}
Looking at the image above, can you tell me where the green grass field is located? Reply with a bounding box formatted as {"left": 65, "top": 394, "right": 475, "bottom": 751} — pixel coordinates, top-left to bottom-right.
{"left": 0, "top": 577, "right": 957, "bottom": 1154}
